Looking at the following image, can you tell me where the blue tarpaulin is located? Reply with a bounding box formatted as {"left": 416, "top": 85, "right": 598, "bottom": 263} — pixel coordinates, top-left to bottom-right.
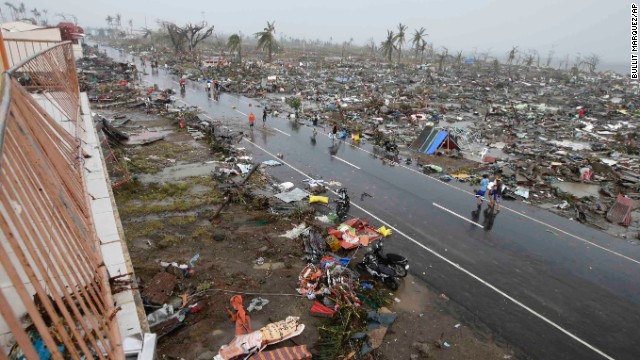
{"left": 426, "top": 130, "right": 447, "bottom": 154}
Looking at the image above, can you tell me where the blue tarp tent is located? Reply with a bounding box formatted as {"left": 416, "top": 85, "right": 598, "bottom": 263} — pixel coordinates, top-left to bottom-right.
{"left": 409, "top": 126, "right": 460, "bottom": 154}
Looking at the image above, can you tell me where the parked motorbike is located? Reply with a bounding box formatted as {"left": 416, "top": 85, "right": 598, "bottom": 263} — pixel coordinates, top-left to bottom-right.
{"left": 356, "top": 252, "right": 400, "bottom": 290}
{"left": 372, "top": 241, "right": 409, "bottom": 277}
{"left": 382, "top": 140, "right": 399, "bottom": 156}
{"left": 335, "top": 188, "right": 350, "bottom": 221}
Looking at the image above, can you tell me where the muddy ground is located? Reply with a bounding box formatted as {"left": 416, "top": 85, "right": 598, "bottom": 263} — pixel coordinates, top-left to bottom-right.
{"left": 105, "top": 107, "right": 514, "bottom": 359}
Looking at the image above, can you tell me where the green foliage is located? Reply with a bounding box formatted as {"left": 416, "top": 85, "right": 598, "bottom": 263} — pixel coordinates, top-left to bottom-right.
{"left": 255, "top": 21, "right": 277, "bottom": 62}
{"left": 317, "top": 307, "right": 365, "bottom": 360}
{"left": 158, "top": 233, "right": 181, "bottom": 248}
{"left": 123, "top": 220, "right": 164, "bottom": 240}
{"left": 288, "top": 97, "right": 302, "bottom": 111}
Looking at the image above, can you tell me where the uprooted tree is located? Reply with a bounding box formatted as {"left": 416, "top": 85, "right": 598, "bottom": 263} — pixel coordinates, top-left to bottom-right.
{"left": 160, "top": 21, "right": 187, "bottom": 52}
{"left": 184, "top": 22, "right": 215, "bottom": 51}
{"left": 159, "top": 21, "right": 214, "bottom": 52}
{"left": 583, "top": 53, "right": 600, "bottom": 74}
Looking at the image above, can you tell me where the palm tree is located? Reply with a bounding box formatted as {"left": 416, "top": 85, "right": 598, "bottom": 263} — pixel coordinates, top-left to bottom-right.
{"left": 31, "top": 8, "right": 40, "bottom": 23}
{"left": 393, "top": 23, "right": 408, "bottom": 62}
{"left": 411, "top": 27, "right": 428, "bottom": 61}
{"left": 17, "top": 1, "right": 25, "bottom": 18}
{"left": 507, "top": 46, "right": 518, "bottom": 65}
{"left": 255, "top": 21, "right": 277, "bottom": 63}
{"left": 41, "top": 9, "right": 48, "bottom": 25}
{"left": 380, "top": 30, "right": 396, "bottom": 63}
{"left": 115, "top": 13, "right": 122, "bottom": 29}
{"left": 128, "top": 19, "right": 133, "bottom": 34}
{"left": 227, "top": 34, "right": 243, "bottom": 63}
{"left": 105, "top": 15, "right": 113, "bottom": 28}
{"left": 4, "top": 2, "right": 18, "bottom": 20}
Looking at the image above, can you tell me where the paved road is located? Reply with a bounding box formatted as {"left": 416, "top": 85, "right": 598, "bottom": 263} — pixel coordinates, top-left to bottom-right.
{"left": 103, "top": 47, "right": 640, "bottom": 359}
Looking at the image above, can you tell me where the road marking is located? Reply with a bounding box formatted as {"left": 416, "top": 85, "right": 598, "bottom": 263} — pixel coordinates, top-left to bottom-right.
{"left": 235, "top": 109, "right": 247, "bottom": 116}
{"left": 201, "top": 114, "right": 213, "bottom": 120}
{"left": 272, "top": 128, "right": 291, "bottom": 137}
{"left": 332, "top": 156, "right": 360, "bottom": 170}
{"left": 232, "top": 96, "right": 251, "bottom": 105}
{"left": 337, "top": 140, "right": 640, "bottom": 265}
{"left": 242, "top": 137, "right": 615, "bottom": 360}
{"left": 433, "top": 203, "right": 484, "bottom": 228}
{"left": 172, "top": 80, "right": 179, "bottom": 85}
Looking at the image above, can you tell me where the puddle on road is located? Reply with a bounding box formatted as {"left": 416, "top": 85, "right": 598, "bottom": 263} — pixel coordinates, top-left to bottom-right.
{"left": 137, "top": 162, "right": 220, "bottom": 183}
{"left": 552, "top": 182, "right": 601, "bottom": 198}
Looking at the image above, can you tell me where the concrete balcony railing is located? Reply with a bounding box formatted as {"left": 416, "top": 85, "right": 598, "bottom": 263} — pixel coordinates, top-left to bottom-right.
{"left": 0, "top": 42, "right": 140, "bottom": 359}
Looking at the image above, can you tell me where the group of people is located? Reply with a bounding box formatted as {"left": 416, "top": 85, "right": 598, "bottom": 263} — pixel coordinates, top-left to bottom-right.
{"left": 246, "top": 110, "right": 352, "bottom": 149}
{"left": 475, "top": 174, "right": 503, "bottom": 212}
{"left": 206, "top": 79, "right": 221, "bottom": 98}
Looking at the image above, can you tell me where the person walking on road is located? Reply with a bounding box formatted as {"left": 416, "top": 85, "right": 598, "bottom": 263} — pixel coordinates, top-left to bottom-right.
{"left": 249, "top": 112, "right": 255, "bottom": 131}
{"left": 262, "top": 108, "right": 268, "bottom": 128}
{"left": 330, "top": 124, "right": 338, "bottom": 143}
{"left": 491, "top": 179, "right": 503, "bottom": 212}
{"left": 488, "top": 183, "right": 499, "bottom": 210}
{"left": 475, "top": 174, "right": 489, "bottom": 207}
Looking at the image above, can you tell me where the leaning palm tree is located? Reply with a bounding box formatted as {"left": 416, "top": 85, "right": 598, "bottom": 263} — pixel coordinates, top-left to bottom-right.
{"left": 4, "top": 2, "right": 18, "bottom": 20}
{"left": 411, "top": 27, "right": 428, "bottom": 59}
{"left": 227, "top": 34, "right": 243, "bottom": 63}
{"left": 393, "top": 23, "right": 408, "bottom": 62}
{"left": 380, "top": 30, "right": 396, "bottom": 63}
{"left": 105, "top": 15, "right": 113, "bottom": 28}
{"left": 255, "top": 21, "right": 277, "bottom": 62}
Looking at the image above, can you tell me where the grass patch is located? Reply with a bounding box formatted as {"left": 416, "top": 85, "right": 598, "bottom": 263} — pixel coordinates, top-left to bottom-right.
{"left": 186, "top": 176, "right": 219, "bottom": 188}
{"left": 191, "top": 226, "right": 212, "bottom": 239}
{"left": 123, "top": 220, "right": 164, "bottom": 240}
{"left": 115, "top": 180, "right": 193, "bottom": 204}
{"left": 158, "top": 234, "right": 181, "bottom": 249}
{"left": 119, "top": 198, "right": 212, "bottom": 217}
{"left": 127, "top": 156, "right": 163, "bottom": 174}
{"left": 167, "top": 215, "right": 198, "bottom": 226}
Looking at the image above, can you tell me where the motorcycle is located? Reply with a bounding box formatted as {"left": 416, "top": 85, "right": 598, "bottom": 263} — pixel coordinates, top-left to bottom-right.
{"left": 382, "top": 140, "right": 399, "bottom": 157}
{"left": 356, "top": 251, "right": 401, "bottom": 290}
{"left": 372, "top": 241, "right": 409, "bottom": 277}
{"left": 335, "top": 188, "right": 350, "bottom": 221}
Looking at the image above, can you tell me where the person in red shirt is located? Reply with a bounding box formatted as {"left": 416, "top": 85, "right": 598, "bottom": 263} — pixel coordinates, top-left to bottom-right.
{"left": 248, "top": 112, "right": 255, "bottom": 130}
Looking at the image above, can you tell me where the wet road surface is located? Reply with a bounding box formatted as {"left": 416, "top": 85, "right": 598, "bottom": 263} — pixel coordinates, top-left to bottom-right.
{"left": 104, "top": 47, "right": 640, "bottom": 360}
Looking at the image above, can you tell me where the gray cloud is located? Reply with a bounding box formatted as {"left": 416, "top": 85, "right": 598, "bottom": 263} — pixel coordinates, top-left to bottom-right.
{"left": 16, "top": 0, "right": 629, "bottom": 71}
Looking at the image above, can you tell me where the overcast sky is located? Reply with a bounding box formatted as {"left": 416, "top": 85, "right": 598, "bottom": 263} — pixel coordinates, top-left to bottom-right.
{"left": 9, "top": 0, "right": 629, "bottom": 71}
